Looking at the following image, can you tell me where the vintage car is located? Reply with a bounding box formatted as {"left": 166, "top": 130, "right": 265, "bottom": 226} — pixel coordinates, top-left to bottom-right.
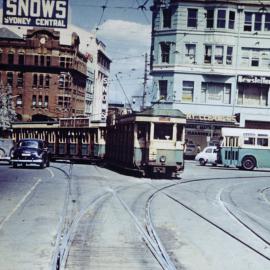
{"left": 195, "top": 146, "right": 218, "bottom": 166}
{"left": 11, "top": 139, "right": 50, "bottom": 169}
{"left": 0, "top": 138, "right": 14, "bottom": 163}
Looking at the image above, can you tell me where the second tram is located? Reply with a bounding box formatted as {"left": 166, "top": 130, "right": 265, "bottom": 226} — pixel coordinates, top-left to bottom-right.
{"left": 106, "top": 107, "right": 186, "bottom": 177}
{"left": 221, "top": 127, "right": 270, "bottom": 170}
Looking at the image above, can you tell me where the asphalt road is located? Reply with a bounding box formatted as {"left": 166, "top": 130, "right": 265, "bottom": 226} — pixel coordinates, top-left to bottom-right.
{"left": 0, "top": 161, "right": 270, "bottom": 270}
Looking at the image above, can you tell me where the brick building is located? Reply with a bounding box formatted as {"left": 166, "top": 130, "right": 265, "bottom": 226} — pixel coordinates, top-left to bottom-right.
{"left": 0, "top": 27, "right": 87, "bottom": 121}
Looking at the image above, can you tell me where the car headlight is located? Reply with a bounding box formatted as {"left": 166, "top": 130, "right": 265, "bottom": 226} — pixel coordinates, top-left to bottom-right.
{"left": 160, "top": 155, "right": 166, "bottom": 163}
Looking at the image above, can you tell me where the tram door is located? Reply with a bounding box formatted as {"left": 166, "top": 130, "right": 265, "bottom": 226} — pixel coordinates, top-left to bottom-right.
{"left": 224, "top": 136, "right": 240, "bottom": 166}
{"left": 69, "top": 132, "right": 78, "bottom": 156}
{"left": 47, "top": 132, "right": 56, "bottom": 154}
{"left": 82, "top": 133, "right": 90, "bottom": 157}
{"left": 58, "top": 132, "right": 67, "bottom": 155}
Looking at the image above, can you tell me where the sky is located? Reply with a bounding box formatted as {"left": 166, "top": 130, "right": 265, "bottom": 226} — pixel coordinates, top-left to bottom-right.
{"left": 0, "top": 0, "right": 153, "bottom": 105}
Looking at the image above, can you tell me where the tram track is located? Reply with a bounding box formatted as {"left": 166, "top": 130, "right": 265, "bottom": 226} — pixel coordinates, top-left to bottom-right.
{"left": 146, "top": 175, "right": 270, "bottom": 263}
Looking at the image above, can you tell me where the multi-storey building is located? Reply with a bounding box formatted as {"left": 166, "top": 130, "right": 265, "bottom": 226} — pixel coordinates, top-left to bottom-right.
{"left": 150, "top": 0, "right": 270, "bottom": 147}
{"left": 0, "top": 27, "right": 87, "bottom": 121}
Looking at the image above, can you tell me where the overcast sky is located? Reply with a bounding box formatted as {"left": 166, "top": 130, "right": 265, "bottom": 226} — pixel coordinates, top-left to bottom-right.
{"left": 0, "top": 0, "right": 153, "bottom": 104}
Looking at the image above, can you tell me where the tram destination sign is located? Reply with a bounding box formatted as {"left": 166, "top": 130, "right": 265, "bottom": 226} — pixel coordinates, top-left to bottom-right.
{"left": 3, "top": 0, "right": 69, "bottom": 28}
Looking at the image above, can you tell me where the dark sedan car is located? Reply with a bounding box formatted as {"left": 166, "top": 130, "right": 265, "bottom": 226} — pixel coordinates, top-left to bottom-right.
{"left": 11, "top": 139, "right": 50, "bottom": 169}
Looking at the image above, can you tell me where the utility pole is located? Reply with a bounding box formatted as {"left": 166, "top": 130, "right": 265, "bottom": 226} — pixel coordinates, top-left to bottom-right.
{"left": 142, "top": 53, "right": 148, "bottom": 110}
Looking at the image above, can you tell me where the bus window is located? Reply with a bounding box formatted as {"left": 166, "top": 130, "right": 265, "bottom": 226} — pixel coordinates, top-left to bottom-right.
{"left": 154, "top": 123, "right": 173, "bottom": 140}
{"left": 177, "top": 124, "right": 184, "bottom": 141}
{"left": 244, "top": 137, "right": 255, "bottom": 145}
{"left": 257, "top": 138, "right": 268, "bottom": 147}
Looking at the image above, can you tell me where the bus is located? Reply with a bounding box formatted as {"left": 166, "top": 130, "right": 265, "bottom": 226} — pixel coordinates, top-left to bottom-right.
{"left": 221, "top": 127, "right": 270, "bottom": 170}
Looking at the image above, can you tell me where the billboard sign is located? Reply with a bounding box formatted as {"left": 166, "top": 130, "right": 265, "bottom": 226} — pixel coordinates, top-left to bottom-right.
{"left": 2, "top": 0, "right": 69, "bottom": 28}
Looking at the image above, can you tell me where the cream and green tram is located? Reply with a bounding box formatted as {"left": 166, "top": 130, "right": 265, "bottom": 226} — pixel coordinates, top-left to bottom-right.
{"left": 106, "top": 108, "right": 186, "bottom": 178}
{"left": 221, "top": 127, "right": 270, "bottom": 170}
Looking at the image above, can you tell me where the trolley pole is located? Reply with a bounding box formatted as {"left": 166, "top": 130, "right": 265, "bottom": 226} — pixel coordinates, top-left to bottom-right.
{"left": 142, "top": 53, "right": 148, "bottom": 110}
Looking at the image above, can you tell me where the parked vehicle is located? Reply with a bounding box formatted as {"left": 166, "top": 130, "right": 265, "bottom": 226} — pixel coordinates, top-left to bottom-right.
{"left": 184, "top": 142, "right": 197, "bottom": 159}
{"left": 0, "top": 138, "right": 13, "bottom": 163}
{"left": 11, "top": 139, "right": 50, "bottom": 168}
{"left": 195, "top": 146, "right": 218, "bottom": 166}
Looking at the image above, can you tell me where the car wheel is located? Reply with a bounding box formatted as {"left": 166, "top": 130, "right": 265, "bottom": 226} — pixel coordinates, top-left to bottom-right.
{"left": 13, "top": 162, "right": 17, "bottom": 168}
{"left": 242, "top": 156, "right": 256, "bottom": 171}
{"left": 199, "top": 158, "right": 206, "bottom": 166}
{"left": 46, "top": 159, "right": 50, "bottom": 167}
{"left": 22, "top": 163, "right": 26, "bottom": 168}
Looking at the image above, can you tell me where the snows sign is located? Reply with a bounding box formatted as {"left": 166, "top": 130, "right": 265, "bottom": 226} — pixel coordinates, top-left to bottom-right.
{"left": 3, "top": 0, "right": 68, "bottom": 28}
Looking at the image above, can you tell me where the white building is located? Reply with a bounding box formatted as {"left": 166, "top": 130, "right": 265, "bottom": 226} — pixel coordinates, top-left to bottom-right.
{"left": 150, "top": 0, "right": 270, "bottom": 147}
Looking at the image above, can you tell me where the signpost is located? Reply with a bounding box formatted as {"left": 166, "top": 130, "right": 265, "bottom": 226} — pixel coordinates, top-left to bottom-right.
{"left": 2, "top": 0, "right": 69, "bottom": 28}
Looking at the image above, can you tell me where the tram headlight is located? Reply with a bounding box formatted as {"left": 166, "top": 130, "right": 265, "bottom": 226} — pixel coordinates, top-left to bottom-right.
{"left": 160, "top": 155, "right": 166, "bottom": 163}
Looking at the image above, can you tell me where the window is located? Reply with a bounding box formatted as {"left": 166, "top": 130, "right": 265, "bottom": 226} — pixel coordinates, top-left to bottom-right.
{"left": 255, "top": 13, "right": 262, "bottom": 31}
{"left": 187, "top": 9, "right": 197, "bottom": 28}
{"left": 185, "top": 44, "right": 196, "bottom": 64}
{"left": 39, "top": 74, "right": 44, "bottom": 87}
{"left": 38, "top": 95, "right": 42, "bottom": 107}
{"left": 217, "top": 10, "right": 226, "bottom": 28}
{"left": 226, "top": 47, "right": 233, "bottom": 65}
{"left": 34, "top": 55, "right": 39, "bottom": 65}
{"left": 177, "top": 125, "right": 183, "bottom": 141}
{"left": 163, "top": 8, "right": 172, "bottom": 28}
{"left": 7, "top": 72, "right": 13, "bottom": 86}
{"left": 154, "top": 123, "right": 173, "bottom": 140}
{"left": 238, "top": 85, "right": 268, "bottom": 106}
{"left": 229, "top": 11, "right": 235, "bottom": 29}
{"left": 244, "top": 12, "right": 252, "bottom": 31}
{"left": 32, "top": 95, "right": 36, "bottom": 106}
{"left": 265, "top": 14, "right": 270, "bottom": 31}
{"left": 8, "top": 52, "right": 14, "bottom": 64}
{"left": 46, "top": 56, "right": 51, "bottom": 66}
{"left": 251, "top": 49, "right": 259, "bottom": 67}
{"left": 45, "top": 75, "right": 50, "bottom": 88}
{"left": 33, "top": 74, "right": 38, "bottom": 87}
{"left": 159, "top": 80, "right": 167, "bottom": 99}
{"left": 44, "top": 96, "right": 49, "bottom": 108}
{"left": 17, "top": 72, "right": 24, "bottom": 87}
{"left": 40, "top": 55, "right": 45, "bottom": 66}
{"left": 160, "top": 42, "right": 170, "bottom": 63}
{"left": 16, "top": 95, "right": 22, "bottom": 106}
{"left": 18, "top": 54, "right": 24, "bottom": 65}
{"left": 182, "top": 81, "right": 194, "bottom": 102}
{"left": 201, "top": 82, "right": 231, "bottom": 104}
{"left": 205, "top": 148, "right": 213, "bottom": 153}
{"left": 257, "top": 137, "right": 268, "bottom": 146}
{"left": 60, "top": 57, "right": 65, "bottom": 67}
{"left": 244, "top": 137, "right": 255, "bottom": 145}
{"left": 204, "top": 45, "right": 212, "bottom": 63}
{"left": 215, "top": 46, "right": 224, "bottom": 64}
{"left": 206, "top": 9, "right": 214, "bottom": 28}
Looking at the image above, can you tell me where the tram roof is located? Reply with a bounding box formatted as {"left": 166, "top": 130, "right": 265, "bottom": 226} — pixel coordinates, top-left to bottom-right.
{"left": 135, "top": 108, "right": 186, "bottom": 118}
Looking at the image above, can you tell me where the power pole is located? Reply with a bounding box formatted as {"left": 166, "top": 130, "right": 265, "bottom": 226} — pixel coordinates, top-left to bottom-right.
{"left": 142, "top": 53, "right": 148, "bottom": 110}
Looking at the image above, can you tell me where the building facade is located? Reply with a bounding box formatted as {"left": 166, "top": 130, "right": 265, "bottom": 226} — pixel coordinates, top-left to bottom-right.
{"left": 150, "top": 0, "right": 270, "bottom": 147}
{"left": 0, "top": 27, "right": 87, "bottom": 121}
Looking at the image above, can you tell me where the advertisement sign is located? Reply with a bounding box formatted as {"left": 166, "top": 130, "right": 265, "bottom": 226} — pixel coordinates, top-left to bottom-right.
{"left": 3, "top": 0, "right": 69, "bottom": 28}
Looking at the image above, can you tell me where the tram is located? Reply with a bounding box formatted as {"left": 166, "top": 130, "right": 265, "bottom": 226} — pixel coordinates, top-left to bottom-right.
{"left": 11, "top": 118, "right": 106, "bottom": 162}
{"left": 106, "top": 107, "right": 186, "bottom": 178}
{"left": 221, "top": 127, "right": 270, "bottom": 170}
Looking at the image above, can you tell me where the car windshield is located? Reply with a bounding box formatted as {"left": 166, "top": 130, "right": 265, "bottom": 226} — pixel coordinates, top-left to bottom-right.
{"left": 19, "top": 140, "right": 40, "bottom": 149}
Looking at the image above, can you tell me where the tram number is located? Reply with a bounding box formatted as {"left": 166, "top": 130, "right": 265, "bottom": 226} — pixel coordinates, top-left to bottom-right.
{"left": 153, "top": 167, "right": 166, "bottom": 174}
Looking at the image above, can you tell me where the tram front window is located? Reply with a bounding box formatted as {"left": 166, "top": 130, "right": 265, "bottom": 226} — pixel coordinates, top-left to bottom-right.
{"left": 154, "top": 123, "right": 173, "bottom": 140}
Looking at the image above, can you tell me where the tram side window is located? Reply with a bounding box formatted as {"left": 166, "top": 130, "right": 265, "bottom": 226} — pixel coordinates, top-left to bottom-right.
{"left": 244, "top": 137, "right": 255, "bottom": 145}
{"left": 257, "top": 138, "right": 268, "bottom": 147}
{"left": 154, "top": 123, "right": 173, "bottom": 140}
{"left": 177, "top": 124, "right": 184, "bottom": 141}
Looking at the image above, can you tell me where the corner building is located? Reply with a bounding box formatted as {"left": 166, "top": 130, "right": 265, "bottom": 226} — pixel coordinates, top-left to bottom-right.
{"left": 150, "top": 0, "right": 270, "bottom": 147}
{"left": 0, "top": 27, "right": 87, "bottom": 121}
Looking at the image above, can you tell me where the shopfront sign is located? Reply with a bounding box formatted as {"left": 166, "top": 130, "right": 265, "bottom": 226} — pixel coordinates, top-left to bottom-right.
{"left": 238, "top": 75, "right": 270, "bottom": 84}
{"left": 3, "top": 0, "right": 68, "bottom": 28}
{"left": 187, "top": 113, "right": 236, "bottom": 123}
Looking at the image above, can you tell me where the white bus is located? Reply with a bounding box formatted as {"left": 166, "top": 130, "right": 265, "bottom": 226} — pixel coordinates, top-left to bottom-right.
{"left": 221, "top": 127, "right": 270, "bottom": 170}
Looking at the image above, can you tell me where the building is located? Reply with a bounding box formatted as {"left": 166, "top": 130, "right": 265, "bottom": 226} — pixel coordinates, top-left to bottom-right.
{"left": 150, "top": 0, "right": 270, "bottom": 147}
{"left": 0, "top": 27, "right": 87, "bottom": 121}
